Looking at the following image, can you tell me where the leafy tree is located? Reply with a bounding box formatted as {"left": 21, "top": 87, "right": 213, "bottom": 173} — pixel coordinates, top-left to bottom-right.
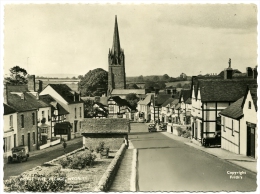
{"left": 78, "top": 75, "right": 83, "bottom": 80}
{"left": 5, "top": 66, "right": 28, "bottom": 85}
{"left": 137, "top": 75, "right": 144, "bottom": 82}
{"left": 126, "top": 93, "right": 139, "bottom": 109}
{"left": 162, "top": 74, "right": 169, "bottom": 81}
{"left": 78, "top": 68, "right": 108, "bottom": 97}
{"left": 153, "top": 76, "right": 160, "bottom": 82}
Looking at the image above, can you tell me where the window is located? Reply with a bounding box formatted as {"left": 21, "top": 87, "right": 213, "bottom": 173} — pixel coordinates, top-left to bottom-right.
{"left": 75, "top": 108, "right": 77, "bottom": 118}
{"left": 21, "top": 115, "right": 24, "bottom": 128}
{"left": 42, "top": 111, "right": 45, "bottom": 119}
{"left": 48, "top": 110, "right": 50, "bottom": 121}
{"left": 14, "top": 134, "right": 16, "bottom": 147}
{"left": 223, "top": 117, "right": 226, "bottom": 132}
{"left": 32, "top": 113, "right": 35, "bottom": 125}
{"left": 248, "top": 101, "right": 251, "bottom": 109}
{"left": 33, "top": 132, "right": 35, "bottom": 144}
{"left": 80, "top": 107, "right": 82, "bottom": 118}
{"left": 22, "top": 135, "right": 24, "bottom": 146}
{"left": 10, "top": 115, "right": 13, "bottom": 128}
{"left": 79, "top": 121, "right": 82, "bottom": 129}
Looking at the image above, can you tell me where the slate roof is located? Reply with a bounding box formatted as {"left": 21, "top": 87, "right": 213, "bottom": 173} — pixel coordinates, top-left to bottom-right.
{"left": 198, "top": 79, "right": 257, "bottom": 102}
{"left": 111, "top": 89, "right": 146, "bottom": 95}
{"left": 162, "top": 98, "right": 175, "bottom": 107}
{"left": 108, "top": 96, "right": 133, "bottom": 109}
{"left": 80, "top": 118, "right": 130, "bottom": 134}
{"left": 154, "top": 94, "right": 172, "bottom": 106}
{"left": 170, "top": 99, "right": 180, "bottom": 108}
{"left": 39, "top": 94, "right": 69, "bottom": 115}
{"left": 138, "top": 94, "right": 152, "bottom": 105}
{"left": 219, "top": 97, "right": 244, "bottom": 119}
{"left": 6, "top": 85, "right": 50, "bottom": 112}
{"left": 180, "top": 89, "right": 191, "bottom": 103}
{"left": 48, "top": 84, "right": 83, "bottom": 104}
{"left": 4, "top": 103, "right": 16, "bottom": 115}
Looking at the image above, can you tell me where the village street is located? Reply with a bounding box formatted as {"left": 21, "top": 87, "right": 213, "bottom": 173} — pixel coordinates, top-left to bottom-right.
{"left": 129, "top": 123, "right": 257, "bottom": 192}
{"left": 3, "top": 139, "right": 82, "bottom": 180}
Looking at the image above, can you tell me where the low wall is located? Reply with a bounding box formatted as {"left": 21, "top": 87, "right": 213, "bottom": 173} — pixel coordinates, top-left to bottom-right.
{"left": 83, "top": 136, "right": 124, "bottom": 150}
{"left": 94, "top": 144, "right": 126, "bottom": 192}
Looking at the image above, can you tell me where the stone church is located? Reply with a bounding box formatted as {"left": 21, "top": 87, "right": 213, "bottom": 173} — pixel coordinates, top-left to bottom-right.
{"left": 107, "top": 16, "right": 146, "bottom": 99}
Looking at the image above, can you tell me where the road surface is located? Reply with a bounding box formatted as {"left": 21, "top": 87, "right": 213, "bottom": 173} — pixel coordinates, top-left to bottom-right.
{"left": 4, "top": 140, "right": 82, "bottom": 180}
{"left": 129, "top": 123, "right": 257, "bottom": 192}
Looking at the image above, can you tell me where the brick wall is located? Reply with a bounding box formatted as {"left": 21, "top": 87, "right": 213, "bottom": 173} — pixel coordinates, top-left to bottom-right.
{"left": 17, "top": 110, "right": 38, "bottom": 151}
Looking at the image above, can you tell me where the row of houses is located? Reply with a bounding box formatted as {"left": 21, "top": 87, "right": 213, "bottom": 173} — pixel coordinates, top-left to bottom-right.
{"left": 191, "top": 63, "right": 257, "bottom": 159}
{"left": 3, "top": 76, "right": 84, "bottom": 157}
{"left": 134, "top": 62, "right": 257, "bottom": 159}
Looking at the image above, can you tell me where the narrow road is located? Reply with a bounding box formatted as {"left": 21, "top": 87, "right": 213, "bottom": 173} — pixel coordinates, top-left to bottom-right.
{"left": 3, "top": 140, "right": 82, "bottom": 180}
{"left": 129, "top": 123, "right": 257, "bottom": 192}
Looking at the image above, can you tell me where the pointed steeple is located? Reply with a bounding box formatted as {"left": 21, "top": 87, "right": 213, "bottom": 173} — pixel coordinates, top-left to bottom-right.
{"left": 112, "top": 15, "right": 121, "bottom": 56}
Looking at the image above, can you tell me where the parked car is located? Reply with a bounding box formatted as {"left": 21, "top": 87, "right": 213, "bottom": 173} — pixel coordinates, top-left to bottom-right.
{"left": 8, "top": 145, "right": 29, "bottom": 163}
{"left": 160, "top": 123, "right": 167, "bottom": 131}
{"left": 202, "top": 131, "right": 221, "bottom": 147}
{"left": 148, "top": 124, "right": 157, "bottom": 132}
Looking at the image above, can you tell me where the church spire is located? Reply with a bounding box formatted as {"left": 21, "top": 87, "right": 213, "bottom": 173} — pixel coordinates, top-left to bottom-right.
{"left": 112, "top": 15, "right": 121, "bottom": 56}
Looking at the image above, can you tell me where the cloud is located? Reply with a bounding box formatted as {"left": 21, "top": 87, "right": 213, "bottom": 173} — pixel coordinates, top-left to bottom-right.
{"left": 157, "top": 4, "right": 257, "bottom": 31}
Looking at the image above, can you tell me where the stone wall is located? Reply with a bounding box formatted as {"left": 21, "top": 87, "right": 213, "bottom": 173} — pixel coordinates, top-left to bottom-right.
{"left": 83, "top": 135, "right": 124, "bottom": 150}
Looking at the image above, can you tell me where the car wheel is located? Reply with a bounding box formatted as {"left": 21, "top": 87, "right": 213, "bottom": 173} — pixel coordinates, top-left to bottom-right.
{"left": 18, "top": 157, "right": 23, "bottom": 163}
{"left": 25, "top": 156, "right": 28, "bottom": 161}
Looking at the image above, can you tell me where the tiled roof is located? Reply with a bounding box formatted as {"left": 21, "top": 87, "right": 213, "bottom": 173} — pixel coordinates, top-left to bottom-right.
{"left": 170, "top": 99, "right": 179, "bottom": 108}
{"left": 138, "top": 94, "right": 152, "bottom": 105}
{"left": 180, "top": 89, "right": 191, "bottom": 103}
{"left": 108, "top": 96, "right": 133, "bottom": 109}
{"left": 6, "top": 85, "right": 50, "bottom": 112}
{"left": 4, "top": 103, "right": 16, "bottom": 115}
{"left": 161, "top": 98, "right": 175, "bottom": 107}
{"left": 39, "top": 94, "right": 69, "bottom": 115}
{"left": 154, "top": 94, "right": 172, "bottom": 106}
{"left": 48, "top": 84, "right": 83, "bottom": 104}
{"left": 219, "top": 97, "right": 244, "bottom": 119}
{"left": 80, "top": 118, "right": 130, "bottom": 134}
{"left": 198, "top": 79, "right": 257, "bottom": 102}
{"left": 111, "top": 89, "right": 146, "bottom": 95}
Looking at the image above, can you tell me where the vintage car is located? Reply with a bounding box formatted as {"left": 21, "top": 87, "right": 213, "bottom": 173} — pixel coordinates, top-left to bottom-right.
{"left": 201, "top": 131, "right": 221, "bottom": 147}
{"left": 8, "top": 145, "right": 29, "bottom": 163}
{"left": 148, "top": 124, "right": 157, "bottom": 132}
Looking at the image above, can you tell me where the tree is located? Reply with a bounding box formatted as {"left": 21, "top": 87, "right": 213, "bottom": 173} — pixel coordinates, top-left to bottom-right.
{"left": 78, "top": 68, "right": 108, "bottom": 97}
{"left": 5, "top": 66, "right": 28, "bottom": 85}
{"left": 137, "top": 75, "right": 144, "bottom": 82}
{"left": 126, "top": 93, "right": 139, "bottom": 109}
{"left": 153, "top": 76, "right": 160, "bottom": 82}
{"left": 162, "top": 74, "right": 169, "bottom": 81}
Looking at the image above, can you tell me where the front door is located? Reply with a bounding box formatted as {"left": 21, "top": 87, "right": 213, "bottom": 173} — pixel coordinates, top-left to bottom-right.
{"left": 27, "top": 133, "right": 30, "bottom": 151}
{"left": 247, "top": 126, "right": 255, "bottom": 158}
{"left": 74, "top": 120, "right": 78, "bottom": 133}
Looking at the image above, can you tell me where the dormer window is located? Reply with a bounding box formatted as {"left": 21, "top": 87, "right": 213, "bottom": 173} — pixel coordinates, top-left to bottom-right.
{"left": 21, "top": 93, "right": 24, "bottom": 100}
{"left": 248, "top": 101, "right": 251, "bottom": 109}
{"left": 36, "top": 93, "right": 39, "bottom": 100}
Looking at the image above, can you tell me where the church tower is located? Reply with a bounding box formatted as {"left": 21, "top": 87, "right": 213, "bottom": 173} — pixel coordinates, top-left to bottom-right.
{"left": 108, "top": 16, "right": 126, "bottom": 95}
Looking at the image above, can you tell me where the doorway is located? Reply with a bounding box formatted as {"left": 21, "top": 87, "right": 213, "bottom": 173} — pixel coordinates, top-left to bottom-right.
{"left": 247, "top": 126, "right": 255, "bottom": 158}
{"left": 27, "top": 133, "right": 30, "bottom": 151}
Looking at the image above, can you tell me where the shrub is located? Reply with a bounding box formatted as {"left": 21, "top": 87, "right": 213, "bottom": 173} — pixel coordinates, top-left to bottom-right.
{"left": 183, "top": 130, "right": 191, "bottom": 138}
{"left": 4, "top": 172, "right": 66, "bottom": 192}
{"left": 57, "top": 151, "right": 96, "bottom": 169}
{"left": 176, "top": 127, "right": 183, "bottom": 136}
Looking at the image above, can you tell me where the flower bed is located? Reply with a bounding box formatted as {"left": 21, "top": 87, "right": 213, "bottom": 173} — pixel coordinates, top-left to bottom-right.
{"left": 4, "top": 143, "right": 119, "bottom": 192}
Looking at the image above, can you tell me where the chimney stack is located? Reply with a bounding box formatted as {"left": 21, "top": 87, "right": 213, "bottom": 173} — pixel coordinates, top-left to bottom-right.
{"left": 246, "top": 67, "right": 253, "bottom": 78}
{"left": 224, "top": 58, "right": 233, "bottom": 79}
{"left": 28, "top": 75, "right": 35, "bottom": 91}
{"left": 37, "top": 80, "right": 43, "bottom": 93}
{"left": 253, "top": 66, "right": 258, "bottom": 79}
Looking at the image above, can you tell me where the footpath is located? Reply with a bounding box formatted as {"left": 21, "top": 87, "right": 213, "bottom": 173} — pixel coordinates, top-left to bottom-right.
{"left": 3, "top": 137, "right": 82, "bottom": 165}
{"left": 109, "top": 141, "right": 136, "bottom": 192}
{"left": 162, "top": 132, "right": 257, "bottom": 174}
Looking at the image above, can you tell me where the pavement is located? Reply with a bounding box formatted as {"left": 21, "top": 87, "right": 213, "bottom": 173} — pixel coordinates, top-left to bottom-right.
{"left": 3, "top": 137, "right": 83, "bottom": 165}
{"left": 162, "top": 131, "right": 257, "bottom": 174}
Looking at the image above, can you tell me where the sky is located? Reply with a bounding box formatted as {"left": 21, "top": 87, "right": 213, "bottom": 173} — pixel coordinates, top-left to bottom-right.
{"left": 2, "top": 3, "right": 258, "bottom": 77}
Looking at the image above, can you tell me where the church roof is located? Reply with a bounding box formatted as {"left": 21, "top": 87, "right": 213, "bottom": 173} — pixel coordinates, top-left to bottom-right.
{"left": 111, "top": 89, "right": 146, "bottom": 95}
